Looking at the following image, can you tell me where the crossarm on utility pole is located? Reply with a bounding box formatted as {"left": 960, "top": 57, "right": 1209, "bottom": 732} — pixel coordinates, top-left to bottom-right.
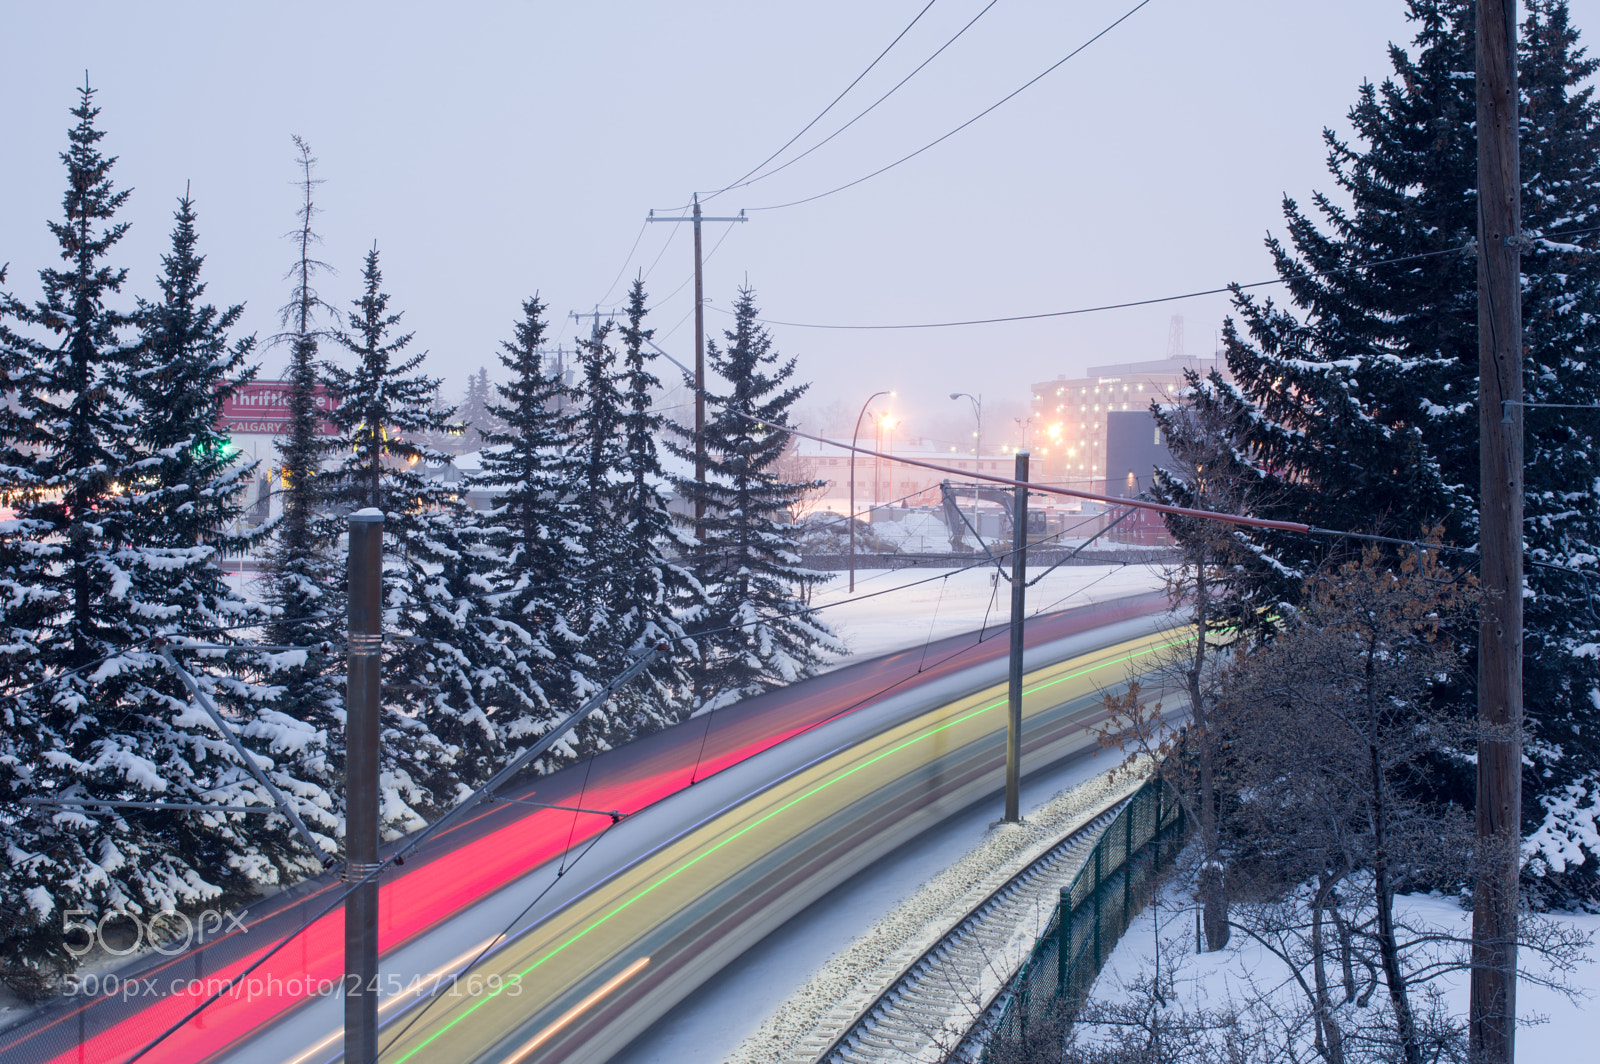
{"left": 647, "top": 198, "right": 748, "bottom": 542}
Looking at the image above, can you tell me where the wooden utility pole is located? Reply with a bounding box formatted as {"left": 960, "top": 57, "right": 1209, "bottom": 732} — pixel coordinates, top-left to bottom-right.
{"left": 1005, "top": 450, "right": 1030, "bottom": 823}
{"left": 646, "top": 195, "right": 747, "bottom": 540}
{"left": 1473, "top": 2, "right": 1523, "bottom": 1061}
{"left": 344, "top": 509, "right": 384, "bottom": 1064}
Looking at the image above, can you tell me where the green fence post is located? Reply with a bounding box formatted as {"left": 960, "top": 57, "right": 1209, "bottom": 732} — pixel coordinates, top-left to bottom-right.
{"left": 1092, "top": 843, "right": 1103, "bottom": 963}
{"left": 1058, "top": 888, "right": 1070, "bottom": 997}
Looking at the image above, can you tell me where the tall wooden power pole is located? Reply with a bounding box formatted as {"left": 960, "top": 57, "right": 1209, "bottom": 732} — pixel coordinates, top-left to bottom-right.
{"left": 1474, "top": 2, "right": 1523, "bottom": 1061}
{"left": 647, "top": 195, "right": 746, "bottom": 539}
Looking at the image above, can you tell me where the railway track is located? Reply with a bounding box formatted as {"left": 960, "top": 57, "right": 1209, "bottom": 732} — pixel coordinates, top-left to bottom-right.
{"left": 803, "top": 797, "right": 1131, "bottom": 1064}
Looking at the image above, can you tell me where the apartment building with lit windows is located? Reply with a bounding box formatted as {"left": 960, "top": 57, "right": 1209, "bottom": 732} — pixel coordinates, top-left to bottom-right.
{"left": 1028, "top": 354, "right": 1222, "bottom": 495}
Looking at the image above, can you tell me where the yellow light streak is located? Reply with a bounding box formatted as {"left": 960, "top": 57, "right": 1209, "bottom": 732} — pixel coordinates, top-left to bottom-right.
{"left": 280, "top": 936, "right": 499, "bottom": 1064}
{"left": 503, "top": 957, "right": 651, "bottom": 1063}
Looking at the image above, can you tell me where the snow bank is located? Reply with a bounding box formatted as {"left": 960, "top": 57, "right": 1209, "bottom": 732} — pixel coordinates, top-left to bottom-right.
{"left": 1087, "top": 883, "right": 1600, "bottom": 1057}
{"left": 725, "top": 764, "right": 1151, "bottom": 1064}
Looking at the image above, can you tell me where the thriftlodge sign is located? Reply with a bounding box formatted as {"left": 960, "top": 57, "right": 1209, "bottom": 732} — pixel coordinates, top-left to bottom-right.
{"left": 219, "top": 381, "right": 338, "bottom": 436}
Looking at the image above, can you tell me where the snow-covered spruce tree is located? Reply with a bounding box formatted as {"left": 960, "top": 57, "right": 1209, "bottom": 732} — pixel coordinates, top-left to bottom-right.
{"left": 126, "top": 190, "right": 336, "bottom": 870}
{"left": 671, "top": 286, "right": 841, "bottom": 710}
{"left": 471, "top": 295, "right": 587, "bottom": 769}
{"left": 1511, "top": 0, "right": 1600, "bottom": 898}
{"left": 0, "top": 88, "right": 321, "bottom": 996}
{"left": 459, "top": 366, "right": 506, "bottom": 440}
{"left": 263, "top": 136, "right": 345, "bottom": 789}
{"left": 0, "top": 260, "right": 78, "bottom": 999}
{"left": 1155, "top": 0, "right": 1600, "bottom": 899}
{"left": 560, "top": 317, "right": 635, "bottom": 742}
{"left": 610, "top": 280, "right": 703, "bottom": 722}
{"left": 324, "top": 246, "right": 515, "bottom": 815}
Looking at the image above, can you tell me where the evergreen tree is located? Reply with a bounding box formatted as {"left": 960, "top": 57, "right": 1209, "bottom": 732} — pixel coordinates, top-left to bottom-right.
{"left": 0, "top": 90, "right": 325, "bottom": 995}
{"left": 1154, "top": 0, "right": 1600, "bottom": 898}
{"left": 561, "top": 317, "right": 630, "bottom": 735}
{"left": 671, "top": 287, "right": 842, "bottom": 709}
{"left": 130, "top": 189, "right": 265, "bottom": 626}
{"left": 324, "top": 246, "right": 515, "bottom": 815}
{"left": 256, "top": 138, "right": 345, "bottom": 838}
{"left": 472, "top": 296, "right": 585, "bottom": 767}
{"left": 458, "top": 366, "right": 505, "bottom": 441}
{"left": 611, "top": 280, "right": 703, "bottom": 722}
{"left": 124, "top": 189, "right": 335, "bottom": 878}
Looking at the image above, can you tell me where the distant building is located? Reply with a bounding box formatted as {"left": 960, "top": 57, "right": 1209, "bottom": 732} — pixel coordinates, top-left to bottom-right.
{"left": 217, "top": 380, "right": 338, "bottom": 532}
{"left": 788, "top": 434, "right": 1017, "bottom": 516}
{"left": 1028, "top": 354, "right": 1222, "bottom": 495}
{"left": 1103, "top": 408, "right": 1180, "bottom": 545}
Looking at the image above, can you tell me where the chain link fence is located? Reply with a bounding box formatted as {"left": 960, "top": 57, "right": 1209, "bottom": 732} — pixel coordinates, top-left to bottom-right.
{"left": 979, "top": 774, "right": 1186, "bottom": 1061}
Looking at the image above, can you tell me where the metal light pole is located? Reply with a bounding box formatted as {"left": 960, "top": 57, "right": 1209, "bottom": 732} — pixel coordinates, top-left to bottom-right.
{"left": 849, "top": 390, "right": 893, "bottom": 593}
{"left": 345, "top": 509, "right": 383, "bottom": 1064}
{"left": 951, "top": 392, "right": 982, "bottom": 541}
{"left": 1005, "top": 450, "right": 1030, "bottom": 822}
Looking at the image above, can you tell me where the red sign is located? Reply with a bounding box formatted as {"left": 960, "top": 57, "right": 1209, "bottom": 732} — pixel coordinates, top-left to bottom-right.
{"left": 220, "top": 381, "right": 338, "bottom": 436}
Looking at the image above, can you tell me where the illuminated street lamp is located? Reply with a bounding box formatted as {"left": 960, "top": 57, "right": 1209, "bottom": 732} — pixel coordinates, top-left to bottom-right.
{"left": 950, "top": 392, "right": 982, "bottom": 541}
{"left": 850, "top": 390, "right": 894, "bottom": 592}
{"left": 875, "top": 411, "right": 898, "bottom": 507}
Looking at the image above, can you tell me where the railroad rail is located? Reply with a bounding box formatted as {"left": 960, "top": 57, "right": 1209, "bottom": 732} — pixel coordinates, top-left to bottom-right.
{"left": 810, "top": 799, "right": 1130, "bottom": 1064}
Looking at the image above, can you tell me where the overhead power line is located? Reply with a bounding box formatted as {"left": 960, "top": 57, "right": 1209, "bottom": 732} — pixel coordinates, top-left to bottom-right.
{"left": 747, "top": 0, "right": 1157, "bottom": 212}
{"left": 719, "top": 0, "right": 1004, "bottom": 196}
{"left": 720, "top": 222, "right": 1600, "bottom": 331}
{"left": 700, "top": 0, "right": 943, "bottom": 205}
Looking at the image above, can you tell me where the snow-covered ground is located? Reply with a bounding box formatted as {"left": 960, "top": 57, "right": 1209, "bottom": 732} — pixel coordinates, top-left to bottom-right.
{"left": 809, "top": 562, "right": 1169, "bottom": 665}
{"left": 1088, "top": 883, "right": 1599, "bottom": 1058}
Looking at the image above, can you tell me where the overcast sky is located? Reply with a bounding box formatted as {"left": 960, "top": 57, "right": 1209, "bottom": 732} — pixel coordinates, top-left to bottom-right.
{"left": 6, "top": 1, "right": 1598, "bottom": 447}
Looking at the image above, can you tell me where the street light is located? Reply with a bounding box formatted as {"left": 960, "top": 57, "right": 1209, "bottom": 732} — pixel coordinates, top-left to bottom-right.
{"left": 876, "top": 412, "right": 898, "bottom": 507}
{"left": 850, "top": 390, "right": 894, "bottom": 592}
{"left": 950, "top": 392, "right": 982, "bottom": 543}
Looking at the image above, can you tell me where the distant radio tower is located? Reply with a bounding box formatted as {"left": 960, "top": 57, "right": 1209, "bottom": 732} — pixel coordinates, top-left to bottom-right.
{"left": 1166, "top": 314, "right": 1185, "bottom": 358}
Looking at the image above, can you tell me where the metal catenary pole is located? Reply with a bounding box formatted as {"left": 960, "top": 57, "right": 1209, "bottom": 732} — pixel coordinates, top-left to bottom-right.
{"left": 1473, "top": 1, "right": 1524, "bottom": 1060}
{"left": 344, "top": 509, "right": 383, "bottom": 1063}
{"left": 1005, "top": 449, "right": 1029, "bottom": 822}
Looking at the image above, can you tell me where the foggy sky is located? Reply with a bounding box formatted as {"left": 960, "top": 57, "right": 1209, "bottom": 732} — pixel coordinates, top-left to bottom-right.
{"left": 5, "top": 1, "right": 1593, "bottom": 450}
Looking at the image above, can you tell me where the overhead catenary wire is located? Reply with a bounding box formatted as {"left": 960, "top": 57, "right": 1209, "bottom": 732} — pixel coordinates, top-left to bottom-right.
{"left": 120, "top": 645, "right": 667, "bottom": 1064}
{"left": 746, "top": 0, "right": 1156, "bottom": 212}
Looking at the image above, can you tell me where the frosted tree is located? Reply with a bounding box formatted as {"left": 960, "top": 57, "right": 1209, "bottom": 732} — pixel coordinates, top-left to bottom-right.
{"left": 560, "top": 316, "right": 634, "bottom": 740}
{"left": 472, "top": 295, "right": 589, "bottom": 768}
{"left": 263, "top": 136, "right": 345, "bottom": 783}
{"left": 671, "top": 286, "right": 842, "bottom": 709}
{"left": 0, "top": 89, "right": 328, "bottom": 996}
{"left": 609, "top": 280, "right": 704, "bottom": 722}
{"left": 1162, "top": 0, "right": 1600, "bottom": 900}
{"left": 323, "top": 245, "right": 493, "bottom": 820}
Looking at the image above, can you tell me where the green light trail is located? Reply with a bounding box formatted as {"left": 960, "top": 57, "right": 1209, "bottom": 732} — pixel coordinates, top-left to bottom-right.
{"left": 393, "top": 633, "right": 1185, "bottom": 1063}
